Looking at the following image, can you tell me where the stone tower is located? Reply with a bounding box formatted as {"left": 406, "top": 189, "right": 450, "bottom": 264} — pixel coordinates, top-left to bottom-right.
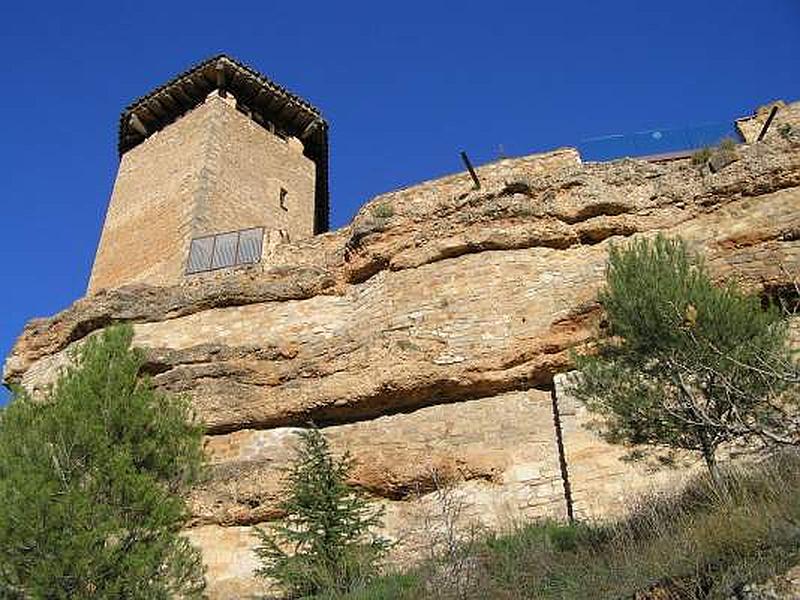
{"left": 88, "top": 55, "right": 329, "bottom": 292}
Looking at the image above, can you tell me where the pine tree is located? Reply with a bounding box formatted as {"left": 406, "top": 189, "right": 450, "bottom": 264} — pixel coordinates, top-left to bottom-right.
{"left": 0, "top": 325, "right": 206, "bottom": 599}
{"left": 253, "top": 426, "right": 390, "bottom": 597}
{"left": 570, "top": 235, "right": 799, "bottom": 485}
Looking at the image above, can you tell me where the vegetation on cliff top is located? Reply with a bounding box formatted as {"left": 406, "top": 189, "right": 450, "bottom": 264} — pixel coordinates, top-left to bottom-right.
{"left": 0, "top": 326, "right": 206, "bottom": 599}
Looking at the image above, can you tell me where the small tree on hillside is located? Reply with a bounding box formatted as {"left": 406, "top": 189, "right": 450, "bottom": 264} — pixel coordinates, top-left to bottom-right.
{"left": 570, "top": 235, "right": 799, "bottom": 485}
{"left": 253, "top": 426, "right": 390, "bottom": 597}
{"left": 0, "top": 326, "right": 206, "bottom": 599}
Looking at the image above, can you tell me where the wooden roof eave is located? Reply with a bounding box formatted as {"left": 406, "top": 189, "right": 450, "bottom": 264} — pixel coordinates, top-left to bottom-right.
{"left": 115, "top": 54, "right": 330, "bottom": 230}
{"left": 119, "top": 56, "right": 323, "bottom": 148}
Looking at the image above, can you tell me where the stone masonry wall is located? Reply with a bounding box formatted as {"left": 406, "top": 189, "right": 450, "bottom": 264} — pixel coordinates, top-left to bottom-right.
{"left": 205, "top": 92, "right": 316, "bottom": 240}
{"left": 88, "top": 99, "right": 209, "bottom": 292}
{"left": 6, "top": 101, "right": 800, "bottom": 598}
{"left": 88, "top": 93, "right": 316, "bottom": 293}
{"left": 553, "top": 374, "right": 696, "bottom": 520}
{"left": 187, "top": 389, "right": 566, "bottom": 597}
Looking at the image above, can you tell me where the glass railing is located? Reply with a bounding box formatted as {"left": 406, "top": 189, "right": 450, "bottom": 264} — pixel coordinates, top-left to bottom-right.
{"left": 578, "top": 121, "right": 741, "bottom": 162}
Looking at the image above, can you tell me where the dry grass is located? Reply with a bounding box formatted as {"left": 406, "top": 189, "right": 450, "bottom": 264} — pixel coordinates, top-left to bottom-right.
{"left": 318, "top": 450, "right": 800, "bottom": 599}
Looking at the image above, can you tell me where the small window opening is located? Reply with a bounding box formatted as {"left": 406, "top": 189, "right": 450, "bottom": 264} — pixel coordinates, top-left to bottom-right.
{"left": 279, "top": 188, "right": 289, "bottom": 211}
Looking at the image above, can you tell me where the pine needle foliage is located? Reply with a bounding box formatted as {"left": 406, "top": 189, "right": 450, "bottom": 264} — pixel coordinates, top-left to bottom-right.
{"left": 570, "top": 235, "right": 799, "bottom": 483}
{"left": 0, "top": 325, "right": 206, "bottom": 599}
{"left": 253, "top": 427, "right": 390, "bottom": 598}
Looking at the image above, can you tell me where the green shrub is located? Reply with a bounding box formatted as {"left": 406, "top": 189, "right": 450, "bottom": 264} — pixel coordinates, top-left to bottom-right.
{"left": 570, "top": 235, "right": 797, "bottom": 485}
{"left": 0, "top": 326, "right": 206, "bottom": 599}
{"left": 371, "top": 203, "right": 394, "bottom": 219}
{"left": 778, "top": 123, "right": 794, "bottom": 140}
{"left": 717, "top": 137, "right": 738, "bottom": 153}
{"left": 692, "top": 147, "right": 712, "bottom": 165}
{"left": 254, "top": 427, "right": 391, "bottom": 598}
{"left": 312, "top": 572, "right": 422, "bottom": 600}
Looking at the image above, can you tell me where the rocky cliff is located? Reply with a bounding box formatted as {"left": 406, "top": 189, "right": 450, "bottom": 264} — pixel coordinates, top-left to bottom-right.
{"left": 4, "top": 102, "right": 800, "bottom": 598}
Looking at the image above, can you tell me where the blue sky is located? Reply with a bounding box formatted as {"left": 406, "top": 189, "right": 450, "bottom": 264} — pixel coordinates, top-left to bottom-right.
{"left": 1, "top": 0, "right": 799, "bottom": 404}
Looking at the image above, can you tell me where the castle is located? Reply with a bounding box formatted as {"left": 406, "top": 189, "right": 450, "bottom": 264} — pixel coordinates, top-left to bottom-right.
{"left": 4, "top": 56, "right": 800, "bottom": 597}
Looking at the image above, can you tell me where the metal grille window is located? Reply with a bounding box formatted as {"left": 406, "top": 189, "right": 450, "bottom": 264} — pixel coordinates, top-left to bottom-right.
{"left": 237, "top": 228, "right": 263, "bottom": 264}
{"left": 186, "top": 236, "right": 214, "bottom": 274}
{"left": 211, "top": 231, "right": 238, "bottom": 270}
{"left": 186, "top": 227, "right": 264, "bottom": 274}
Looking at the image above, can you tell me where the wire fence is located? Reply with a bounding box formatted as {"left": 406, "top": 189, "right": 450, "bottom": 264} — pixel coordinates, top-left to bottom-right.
{"left": 578, "top": 121, "right": 741, "bottom": 162}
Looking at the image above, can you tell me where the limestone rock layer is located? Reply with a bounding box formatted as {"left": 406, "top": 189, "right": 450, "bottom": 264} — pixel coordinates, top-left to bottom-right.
{"left": 4, "top": 106, "right": 800, "bottom": 597}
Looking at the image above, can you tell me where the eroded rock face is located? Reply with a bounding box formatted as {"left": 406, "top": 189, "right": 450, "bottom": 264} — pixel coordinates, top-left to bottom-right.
{"left": 736, "top": 563, "right": 800, "bottom": 599}
{"left": 4, "top": 103, "right": 800, "bottom": 598}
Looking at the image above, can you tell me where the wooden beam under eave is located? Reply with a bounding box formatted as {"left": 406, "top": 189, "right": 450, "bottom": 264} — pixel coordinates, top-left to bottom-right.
{"left": 285, "top": 105, "right": 304, "bottom": 132}
{"left": 129, "top": 113, "right": 148, "bottom": 136}
{"left": 247, "top": 87, "right": 267, "bottom": 118}
{"left": 146, "top": 98, "right": 170, "bottom": 127}
{"left": 240, "top": 76, "right": 262, "bottom": 104}
{"left": 272, "top": 100, "right": 296, "bottom": 126}
{"left": 215, "top": 59, "right": 227, "bottom": 90}
{"left": 226, "top": 65, "right": 239, "bottom": 93}
{"left": 300, "top": 118, "right": 320, "bottom": 140}
{"left": 260, "top": 87, "right": 283, "bottom": 114}
{"left": 195, "top": 66, "right": 216, "bottom": 92}
{"left": 158, "top": 91, "right": 182, "bottom": 113}
{"left": 137, "top": 105, "right": 162, "bottom": 130}
{"left": 171, "top": 83, "right": 196, "bottom": 109}
{"left": 181, "top": 76, "right": 209, "bottom": 102}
